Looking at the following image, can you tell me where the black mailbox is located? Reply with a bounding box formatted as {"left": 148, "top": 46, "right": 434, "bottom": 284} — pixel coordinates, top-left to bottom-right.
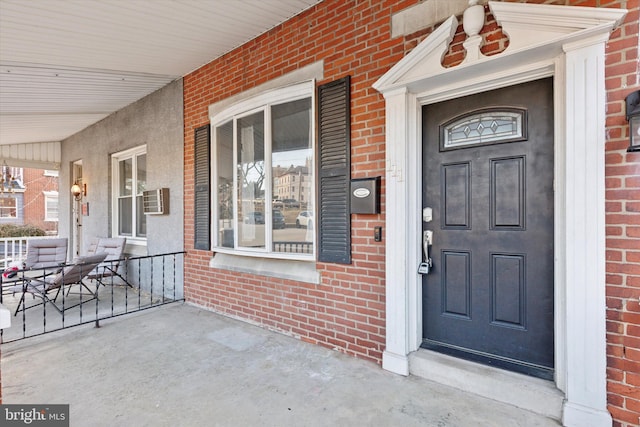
{"left": 350, "top": 177, "right": 380, "bottom": 214}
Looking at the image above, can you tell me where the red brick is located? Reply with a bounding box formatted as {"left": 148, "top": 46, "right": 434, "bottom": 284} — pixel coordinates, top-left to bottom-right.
{"left": 608, "top": 406, "right": 640, "bottom": 425}
{"left": 626, "top": 225, "right": 640, "bottom": 239}
{"left": 608, "top": 367, "right": 625, "bottom": 382}
{"left": 628, "top": 371, "right": 640, "bottom": 387}
{"left": 608, "top": 277, "right": 625, "bottom": 290}
{"left": 607, "top": 227, "right": 624, "bottom": 237}
{"left": 607, "top": 201, "right": 623, "bottom": 212}
{"left": 625, "top": 397, "right": 640, "bottom": 416}
{"left": 607, "top": 261, "right": 640, "bottom": 274}
{"left": 608, "top": 392, "right": 626, "bottom": 407}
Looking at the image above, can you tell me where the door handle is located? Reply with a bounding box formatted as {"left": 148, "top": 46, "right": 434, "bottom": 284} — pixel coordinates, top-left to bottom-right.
{"left": 418, "top": 230, "right": 433, "bottom": 275}
{"left": 424, "top": 230, "right": 433, "bottom": 246}
{"left": 423, "top": 230, "right": 433, "bottom": 266}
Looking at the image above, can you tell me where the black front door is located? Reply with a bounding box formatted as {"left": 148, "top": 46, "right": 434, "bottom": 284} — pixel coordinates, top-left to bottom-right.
{"left": 422, "top": 78, "right": 554, "bottom": 379}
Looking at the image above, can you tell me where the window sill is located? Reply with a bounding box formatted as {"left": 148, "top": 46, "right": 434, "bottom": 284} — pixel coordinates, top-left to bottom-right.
{"left": 123, "top": 239, "right": 147, "bottom": 257}
{"left": 210, "top": 253, "right": 320, "bottom": 284}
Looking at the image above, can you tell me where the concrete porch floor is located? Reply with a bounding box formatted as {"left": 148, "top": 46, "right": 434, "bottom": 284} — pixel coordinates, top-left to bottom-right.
{"left": 1, "top": 303, "right": 560, "bottom": 426}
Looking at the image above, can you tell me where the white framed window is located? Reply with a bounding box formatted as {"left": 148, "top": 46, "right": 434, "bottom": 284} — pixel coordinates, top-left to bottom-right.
{"left": 112, "top": 145, "right": 147, "bottom": 241}
{"left": 43, "top": 191, "right": 58, "bottom": 221}
{"left": 0, "top": 196, "right": 17, "bottom": 218}
{"left": 211, "top": 81, "right": 315, "bottom": 259}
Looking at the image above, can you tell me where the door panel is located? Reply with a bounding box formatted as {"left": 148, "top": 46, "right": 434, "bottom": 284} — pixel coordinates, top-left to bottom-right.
{"left": 422, "top": 78, "right": 554, "bottom": 379}
{"left": 442, "top": 250, "right": 471, "bottom": 318}
{"left": 491, "top": 157, "right": 525, "bottom": 229}
{"left": 442, "top": 163, "right": 470, "bottom": 228}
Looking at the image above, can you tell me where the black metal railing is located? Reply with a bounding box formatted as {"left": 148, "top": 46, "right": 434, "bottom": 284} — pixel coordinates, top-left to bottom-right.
{"left": 0, "top": 251, "right": 185, "bottom": 343}
{"left": 273, "top": 241, "right": 312, "bottom": 254}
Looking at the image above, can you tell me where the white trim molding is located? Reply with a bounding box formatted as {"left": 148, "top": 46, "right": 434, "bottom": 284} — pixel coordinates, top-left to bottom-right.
{"left": 373, "top": 2, "right": 627, "bottom": 426}
{"left": 560, "top": 37, "right": 612, "bottom": 427}
{"left": 381, "top": 86, "right": 421, "bottom": 375}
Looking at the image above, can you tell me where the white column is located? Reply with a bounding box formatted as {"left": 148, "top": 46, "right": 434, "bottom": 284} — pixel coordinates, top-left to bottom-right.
{"left": 382, "top": 87, "right": 421, "bottom": 375}
{"left": 561, "top": 35, "right": 612, "bottom": 427}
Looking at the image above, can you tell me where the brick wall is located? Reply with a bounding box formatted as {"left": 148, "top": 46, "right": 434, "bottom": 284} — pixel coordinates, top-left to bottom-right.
{"left": 183, "top": 0, "right": 639, "bottom": 424}
{"left": 601, "top": 1, "right": 640, "bottom": 426}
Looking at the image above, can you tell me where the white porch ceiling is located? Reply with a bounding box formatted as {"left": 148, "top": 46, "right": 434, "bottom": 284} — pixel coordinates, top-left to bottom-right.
{"left": 0, "top": 0, "right": 322, "bottom": 146}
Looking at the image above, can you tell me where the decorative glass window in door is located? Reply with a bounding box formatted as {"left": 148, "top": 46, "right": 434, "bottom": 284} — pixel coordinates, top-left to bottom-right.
{"left": 441, "top": 108, "right": 527, "bottom": 151}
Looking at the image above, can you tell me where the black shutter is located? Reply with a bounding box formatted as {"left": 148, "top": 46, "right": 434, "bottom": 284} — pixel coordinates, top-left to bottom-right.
{"left": 194, "top": 125, "right": 211, "bottom": 250}
{"left": 317, "top": 76, "right": 351, "bottom": 264}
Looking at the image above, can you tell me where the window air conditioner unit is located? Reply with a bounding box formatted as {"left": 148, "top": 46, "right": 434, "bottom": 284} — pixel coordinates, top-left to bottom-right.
{"left": 143, "top": 188, "right": 169, "bottom": 215}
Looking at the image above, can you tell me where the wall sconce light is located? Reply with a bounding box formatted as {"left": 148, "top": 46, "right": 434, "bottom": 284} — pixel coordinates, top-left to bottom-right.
{"left": 71, "top": 182, "right": 86, "bottom": 201}
{"left": 626, "top": 90, "right": 640, "bottom": 152}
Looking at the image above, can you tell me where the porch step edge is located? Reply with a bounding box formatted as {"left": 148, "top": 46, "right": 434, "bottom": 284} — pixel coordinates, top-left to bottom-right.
{"left": 409, "top": 349, "right": 564, "bottom": 421}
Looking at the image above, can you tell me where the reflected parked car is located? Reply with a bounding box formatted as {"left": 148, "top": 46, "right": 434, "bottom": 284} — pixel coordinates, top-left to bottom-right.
{"left": 244, "top": 211, "right": 265, "bottom": 224}
{"left": 281, "top": 198, "right": 300, "bottom": 208}
{"left": 296, "top": 211, "right": 312, "bottom": 228}
{"left": 272, "top": 209, "right": 286, "bottom": 229}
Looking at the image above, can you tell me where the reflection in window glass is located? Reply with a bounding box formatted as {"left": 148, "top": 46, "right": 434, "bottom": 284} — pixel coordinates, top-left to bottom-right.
{"left": 0, "top": 197, "right": 17, "bottom": 218}
{"left": 137, "top": 154, "right": 147, "bottom": 194}
{"left": 136, "top": 154, "right": 147, "bottom": 237}
{"left": 120, "top": 158, "right": 132, "bottom": 196}
{"left": 136, "top": 195, "right": 146, "bottom": 237}
{"left": 118, "top": 158, "right": 133, "bottom": 236}
{"left": 217, "top": 121, "right": 234, "bottom": 248}
{"left": 118, "top": 197, "right": 132, "bottom": 235}
{"left": 272, "top": 99, "right": 313, "bottom": 253}
{"left": 237, "top": 112, "right": 265, "bottom": 250}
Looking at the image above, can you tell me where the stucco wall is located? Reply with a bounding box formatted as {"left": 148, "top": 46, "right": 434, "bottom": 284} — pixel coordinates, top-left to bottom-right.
{"left": 59, "top": 78, "right": 184, "bottom": 263}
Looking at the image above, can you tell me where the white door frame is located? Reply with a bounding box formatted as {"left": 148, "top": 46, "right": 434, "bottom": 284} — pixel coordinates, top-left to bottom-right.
{"left": 373, "top": 2, "right": 627, "bottom": 426}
